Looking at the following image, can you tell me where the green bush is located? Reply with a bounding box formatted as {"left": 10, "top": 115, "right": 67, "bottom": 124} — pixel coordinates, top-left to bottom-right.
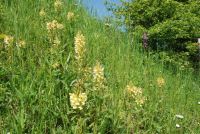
{"left": 112, "top": 0, "right": 200, "bottom": 68}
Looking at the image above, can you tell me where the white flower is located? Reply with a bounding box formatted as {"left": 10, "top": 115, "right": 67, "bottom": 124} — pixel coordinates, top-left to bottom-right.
{"left": 198, "top": 102, "right": 200, "bottom": 105}
{"left": 176, "top": 124, "right": 180, "bottom": 128}
{"left": 175, "top": 114, "right": 184, "bottom": 119}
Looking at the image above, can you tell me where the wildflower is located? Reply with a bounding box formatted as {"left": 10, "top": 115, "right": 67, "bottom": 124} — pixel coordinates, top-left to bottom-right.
{"left": 4, "top": 35, "right": 13, "bottom": 45}
{"left": 157, "top": 77, "right": 165, "bottom": 87}
{"left": 175, "top": 114, "right": 184, "bottom": 119}
{"left": 46, "top": 20, "right": 64, "bottom": 31}
{"left": 74, "top": 31, "right": 86, "bottom": 61}
{"left": 93, "top": 61, "right": 105, "bottom": 90}
{"left": 39, "top": 9, "right": 46, "bottom": 17}
{"left": 52, "top": 62, "right": 60, "bottom": 69}
{"left": 54, "top": 0, "right": 63, "bottom": 11}
{"left": 126, "top": 84, "right": 146, "bottom": 106}
{"left": 135, "top": 96, "right": 146, "bottom": 106}
{"left": 69, "top": 92, "right": 87, "bottom": 110}
{"left": 126, "top": 84, "right": 142, "bottom": 97}
{"left": 198, "top": 102, "right": 200, "bottom": 105}
{"left": 47, "top": 20, "right": 57, "bottom": 31}
{"left": 17, "top": 40, "right": 26, "bottom": 48}
{"left": 67, "top": 12, "right": 75, "bottom": 21}
{"left": 176, "top": 124, "right": 180, "bottom": 128}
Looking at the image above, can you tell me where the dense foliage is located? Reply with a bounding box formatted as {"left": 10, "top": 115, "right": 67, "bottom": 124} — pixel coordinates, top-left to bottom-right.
{"left": 112, "top": 0, "right": 200, "bottom": 69}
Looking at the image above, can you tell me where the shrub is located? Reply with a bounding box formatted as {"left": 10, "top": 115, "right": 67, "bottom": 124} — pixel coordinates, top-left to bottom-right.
{"left": 111, "top": 0, "right": 200, "bottom": 69}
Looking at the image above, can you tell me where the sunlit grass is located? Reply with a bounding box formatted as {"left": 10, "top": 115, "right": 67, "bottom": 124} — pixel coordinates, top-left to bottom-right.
{"left": 0, "top": 0, "right": 199, "bottom": 133}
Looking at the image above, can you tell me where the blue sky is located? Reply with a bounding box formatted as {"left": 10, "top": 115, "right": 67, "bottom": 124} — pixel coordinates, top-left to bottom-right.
{"left": 82, "top": 0, "right": 122, "bottom": 18}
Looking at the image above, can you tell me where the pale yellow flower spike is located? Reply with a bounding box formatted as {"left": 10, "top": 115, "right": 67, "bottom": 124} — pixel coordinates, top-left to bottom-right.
{"left": 135, "top": 96, "right": 147, "bottom": 107}
{"left": 126, "top": 83, "right": 146, "bottom": 106}
{"left": 126, "top": 84, "right": 142, "bottom": 97}
{"left": 74, "top": 31, "right": 86, "bottom": 61}
{"left": 93, "top": 61, "right": 105, "bottom": 90}
{"left": 54, "top": 0, "right": 63, "bottom": 11}
{"left": 4, "top": 35, "right": 14, "bottom": 45}
{"left": 69, "top": 92, "right": 87, "bottom": 110}
{"left": 46, "top": 20, "right": 64, "bottom": 31}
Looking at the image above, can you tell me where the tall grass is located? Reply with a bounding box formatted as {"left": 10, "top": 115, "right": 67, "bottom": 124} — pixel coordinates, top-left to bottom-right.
{"left": 0, "top": 0, "right": 199, "bottom": 133}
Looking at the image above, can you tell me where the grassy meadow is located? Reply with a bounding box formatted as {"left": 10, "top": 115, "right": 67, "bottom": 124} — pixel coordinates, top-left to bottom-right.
{"left": 0, "top": 0, "right": 200, "bottom": 133}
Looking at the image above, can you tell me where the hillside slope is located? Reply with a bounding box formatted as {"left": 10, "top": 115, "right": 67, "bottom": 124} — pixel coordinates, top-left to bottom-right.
{"left": 0, "top": 0, "right": 199, "bottom": 133}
